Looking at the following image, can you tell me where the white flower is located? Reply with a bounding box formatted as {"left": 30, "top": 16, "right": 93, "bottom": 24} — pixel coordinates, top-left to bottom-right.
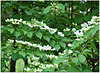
{"left": 19, "top": 19, "right": 23, "bottom": 22}
{"left": 27, "top": 23, "right": 33, "bottom": 27}
{"left": 63, "top": 28, "right": 70, "bottom": 31}
{"left": 10, "top": 18, "right": 13, "bottom": 21}
{"left": 58, "top": 52, "right": 65, "bottom": 55}
{"left": 68, "top": 43, "right": 73, "bottom": 47}
{"left": 23, "top": 21, "right": 26, "bottom": 24}
{"left": 36, "top": 68, "right": 42, "bottom": 72}
{"left": 34, "top": 68, "right": 42, "bottom": 72}
{"left": 31, "top": 62, "right": 40, "bottom": 66}
{"left": 81, "top": 22, "right": 88, "bottom": 28}
{"left": 46, "top": 64, "right": 53, "bottom": 68}
{"left": 74, "top": 30, "right": 84, "bottom": 37}
{"left": 58, "top": 32, "right": 64, "bottom": 37}
{"left": 5, "top": 19, "right": 9, "bottom": 22}
{"left": 24, "top": 67, "right": 31, "bottom": 71}
{"left": 46, "top": 54, "right": 58, "bottom": 59}
{"left": 39, "top": 65, "right": 46, "bottom": 69}
{"left": 54, "top": 63, "right": 58, "bottom": 68}
{"left": 72, "top": 23, "right": 77, "bottom": 25}
{"left": 75, "top": 38, "right": 81, "bottom": 41}
{"left": 72, "top": 28, "right": 76, "bottom": 32}
{"left": 68, "top": 50, "right": 73, "bottom": 54}
{"left": 49, "top": 28, "right": 57, "bottom": 34}
{"left": 44, "top": 26, "right": 50, "bottom": 29}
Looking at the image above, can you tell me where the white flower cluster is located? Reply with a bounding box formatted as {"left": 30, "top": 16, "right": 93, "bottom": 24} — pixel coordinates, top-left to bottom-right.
{"left": 5, "top": 19, "right": 23, "bottom": 24}
{"left": 58, "top": 32, "right": 64, "bottom": 37}
{"left": 37, "top": 45, "right": 56, "bottom": 51}
{"left": 39, "top": 63, "right": 58, "bottom": 69}
{"left": 46, "top": 54, "right": 58, "bottom": 59}
{"left": 63, "top": 28, "right": 70, "bottom": 32}
{"left": 31, "top": 61, "right": 40, "bottom": 66}
{"left": 73, "top": 16, "right": 99, "bottom": 41}
{"left": 34, "top": 68, "right": 43, "bottom": 72}
{"left": 27, "top": 56, "right": 40, "bottom": 66}
{"left": 26, "top": 55, "right": 58, "bottom": 72}
{"left": 59, "top": 49, "right": 73, "bottom": 56}
{"left": 74, "top": 30, "right": 84, "bottom": 38}
{"left": 33, "top": 20, "right": 57, "bottom": 34}
{"left": 7, "top": 39, "right": 56, "bottom": 51}
{"left": 88, "top": 16, "right": 99, "bottom": 25}
{"left": 32, "top": 55, "right": 40, "bottom": 61}
{"left": 24, "top": 67, "right": 31, "bottom": 71}
{"left": 5, "top": 18, "right": 57, "bottom": 34}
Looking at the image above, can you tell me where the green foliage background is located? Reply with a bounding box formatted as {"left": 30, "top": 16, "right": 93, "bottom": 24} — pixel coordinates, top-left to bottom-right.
{"left": 1, "top": 1, "right": 99, "bottom": 72}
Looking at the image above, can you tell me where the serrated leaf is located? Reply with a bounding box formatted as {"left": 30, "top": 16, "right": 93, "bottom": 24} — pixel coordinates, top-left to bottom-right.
{"left": 72, "top": 57, "right": 79, "bottom": 64}
{"left": 35, "top": 31, "right": 42, "bottom": 39}
{"left": 59, "top": 41, "right": 66, "bottom": 48}
{"left": 11, "top": 53, "right": 19, "bottom": 61}
{"left": 78, "top": 55, "right": 86, "bottom": 63}
{"left": 43, "top": 6, "right": 52, "bottom": 14}
{"left": 43, "top": 36, "right": 50, "bottom": 42}
{"left": 54, "top": 44, "right": 60, "bottom": 51}
{"left": 26, "top": 32, "right": 33, "bottom": 38}
{"left": 7, "top": 28, "right": 14, "bottom": 34}
{"left": 14, "top": 31, "right": 21, "bottom": 38}
{"left": 19, "top": 51, "right": 26, "bottom": 58}
{"left": 49, "top": 40, "right": 55, "bottom": 47}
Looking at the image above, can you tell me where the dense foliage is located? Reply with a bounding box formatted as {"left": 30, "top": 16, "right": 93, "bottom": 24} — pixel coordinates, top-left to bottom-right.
{"left": 1, "top": 1, "right": 99, "bottom": 72}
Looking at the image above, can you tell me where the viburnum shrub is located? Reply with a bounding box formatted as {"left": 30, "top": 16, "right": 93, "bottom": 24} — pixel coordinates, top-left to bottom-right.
{"left": 1, "top": 2, "right": 99, "bottom": 72}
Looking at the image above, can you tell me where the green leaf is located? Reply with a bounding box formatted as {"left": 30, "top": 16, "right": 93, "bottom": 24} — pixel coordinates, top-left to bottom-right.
{"left": 91, "top": 9, "right": 98, "bottom": 16}
{"left": 49, "top": 40, "right": 55, "bottom": 47}
{"left": 35, "top": 31, "right": 42, "bottom": 39}
{"left": 60, "top": 70, "right": 67, "bottom": 72}
{"left": 54, "top": 44, "right": 60, "bottom": 51}
{"left": 11, "top": 53, "right": 19, "bottom": 61}
{"left": 34, "top": 51, "right": 46, "bottom": 58}
{"left": 61, "top": 37, "right": 73, "bottom": 42}
{"left": 43, "top": 6, "right": 52, "bottom": 14}
{"left": 83, "top": 49, "right": 92, "bottom": 53}
{"left": 78, "top": 55, "right": 86, "bottom": 63}
{"left": 14, "top": 31, "right": 21, "bottom": 38}
{"left": 57, "top": 3, "right": 65, "bottom": 12}
{"left": 72, "top": 57, "right": 79, "bottom": 64}
{"left": 19, "top": 51, "right": 26, "bottom": 58}
{"left": 43, "top": 36, "right": 50, "bottom": 42}
{"left": 6, "top": 49, "right": 11, "bottom": 53}
{"left": 7, "top": 28, "right": 14, "bottom": 34}
{"left": 67, "top": 66, "right": 80, "bottom": 72}
{"left": 26, "top": 32, "right": 33, "bottom": 38}
{"left": 22, "top": 30, "right": 27, "bottom": 35}
{"left": 1, "top": 61, "right": 5, "bottom": 68}
{"left": 59, "top": 41, "right": 66, "bottom": 48}
{"left": 53, "top": 56, "right": 67, "bottom": 64}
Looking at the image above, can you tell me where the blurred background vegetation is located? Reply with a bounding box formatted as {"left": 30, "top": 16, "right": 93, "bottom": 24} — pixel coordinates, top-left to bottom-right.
{"left": 1, "top": 1, "right": 99, "bottom": 72}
